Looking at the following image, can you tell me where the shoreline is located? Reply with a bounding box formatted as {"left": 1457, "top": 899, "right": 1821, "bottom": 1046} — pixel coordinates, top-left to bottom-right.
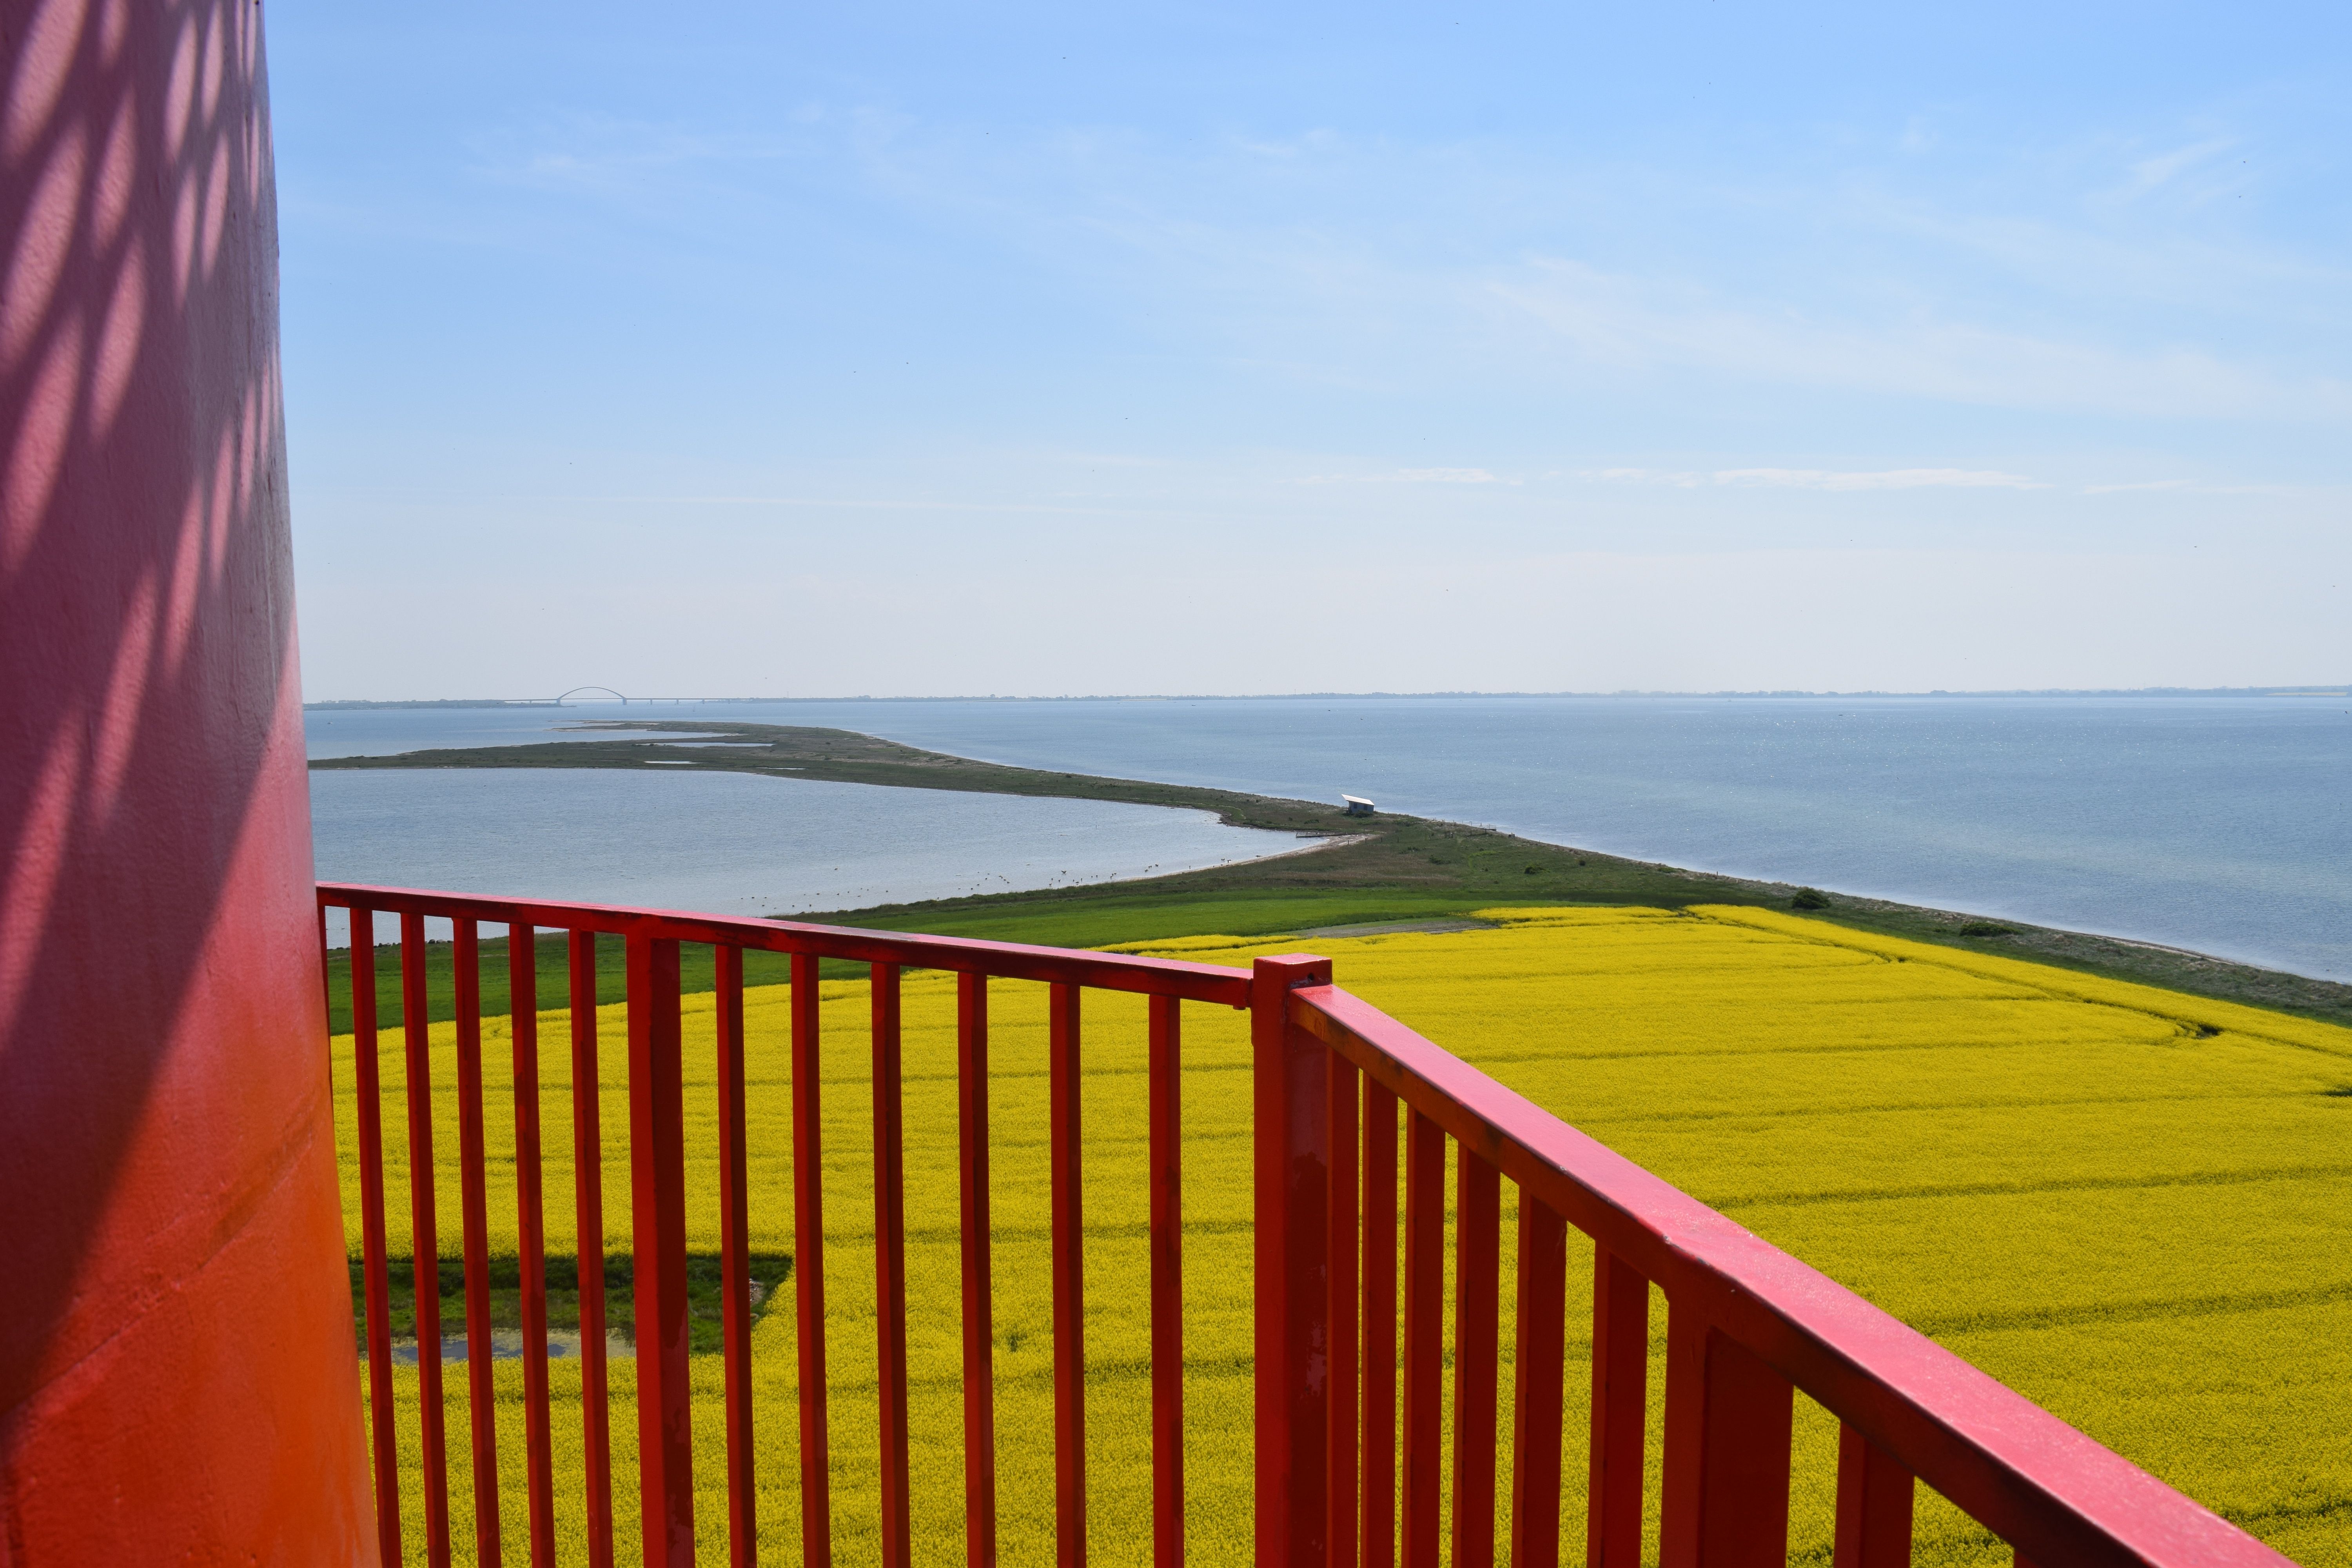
{"left": 310, "top": 719, "right": 2352, "bottom": 1025}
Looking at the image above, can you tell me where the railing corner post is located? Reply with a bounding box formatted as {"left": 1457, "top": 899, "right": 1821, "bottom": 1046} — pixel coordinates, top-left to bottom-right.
{"left": 1252, "top": 953, "right": 1336, "bottom": 1568}
{"left": 1833, "top": 1425, "right": 1915, "bottom": 1568}
{"left": 1660, "top": 1306, "right": 1794, "bottom": 1568}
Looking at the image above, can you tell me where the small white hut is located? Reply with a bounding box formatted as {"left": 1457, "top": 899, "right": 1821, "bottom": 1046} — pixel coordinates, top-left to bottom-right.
{"left": 1342, "top": 794, "right": 1377, "bottom": 817}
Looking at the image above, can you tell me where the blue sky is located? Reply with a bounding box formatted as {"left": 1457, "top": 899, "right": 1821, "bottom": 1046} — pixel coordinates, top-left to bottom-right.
{"left": 272, "top": 1, "right": 2350, "bottom": 697}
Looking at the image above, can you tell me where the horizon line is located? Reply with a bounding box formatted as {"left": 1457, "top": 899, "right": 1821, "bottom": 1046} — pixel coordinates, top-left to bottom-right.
{"left": 303, "top": 682, "right": 2352, "bottom": 710}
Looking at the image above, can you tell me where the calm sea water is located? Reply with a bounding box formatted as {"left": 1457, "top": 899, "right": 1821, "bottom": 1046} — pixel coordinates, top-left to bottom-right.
{"left": 305, "top": 696, "right": 2352, "bottom": 980}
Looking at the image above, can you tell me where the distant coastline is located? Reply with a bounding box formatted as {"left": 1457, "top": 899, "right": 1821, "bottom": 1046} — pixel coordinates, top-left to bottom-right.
{"left": 304, "top": 683, "right": 2349, "bottom": 710}
{"left": 311, "top": 717, "right": 2352, "bottom": 1027}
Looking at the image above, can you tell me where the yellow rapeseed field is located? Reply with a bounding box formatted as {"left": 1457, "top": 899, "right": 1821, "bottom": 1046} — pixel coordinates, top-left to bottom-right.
{"left": 335, "top": 906, "right": 2352, "bottom": 1566}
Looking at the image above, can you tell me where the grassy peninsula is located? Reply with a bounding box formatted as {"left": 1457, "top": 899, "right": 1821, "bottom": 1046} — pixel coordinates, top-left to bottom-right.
{"left": 311, "top": 719, "right": 2352, "bottom": 1027}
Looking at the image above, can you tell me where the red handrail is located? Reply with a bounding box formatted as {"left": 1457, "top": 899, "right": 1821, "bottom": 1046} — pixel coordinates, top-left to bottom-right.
{"left": 1281, "top": 975, "right": 2296, "bottom": 1568}
{"left": 322, "top": 882, "right": 1252, "bottom": 1004}
{"left": 317, "top": 882, "right": 2294, "bottom": 1568}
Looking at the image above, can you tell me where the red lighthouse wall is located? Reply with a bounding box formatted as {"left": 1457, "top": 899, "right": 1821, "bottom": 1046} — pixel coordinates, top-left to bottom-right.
{"left": 0, "top": 1, "right": 374, "bottom": 1559}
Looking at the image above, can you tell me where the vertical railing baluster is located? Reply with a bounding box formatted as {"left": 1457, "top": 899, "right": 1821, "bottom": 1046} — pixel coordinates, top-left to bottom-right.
{"left": 1659, "top": 1305, "right": 1794, "bottom": 1568}
{"left": 350, "top": 908, "right": 403, "bottom": 1568}
{"left": 1328, "top": 1059, "right": 1361, "bottom": 1568}
{"left": 509, "top": 925, "right": 556, "bottom": 1568}
{"left": 1833, "top": 1425, "right": 1915, "bottom": 1568}
{"left": 626, "top": 935, "right": 695, "bottom": 1566}
{"left": 1049, "top": 982, "right": 1089, "bottom": 1567}
{"left": 790, "top": 951, "right": 834, "bottom": 1568}
{"left": 1250, "top": 954, "right": 1334, "bottom": 1568}
{"left": 1452, "top": 1151, "right": 1503, "bottom": 1568}
{"left": 1586, "top": 1252, "right": 1648, "bottom": 1568}
{"left": 957, "top": 973, "right": 998, "bottom": 1568}
{"left": 715, "top": 945, "right": 757, "bottom": 1567}
{"left": 1361, "top": 1082, "right": 1400, "bottom": 1568}
{"left": 568, "top": 929, "right": 615, "bottom": 1568}
{"left": 1508, "top": 1198, "right": 1568, "bottom": 1568}
{"left": 453, "top": 920, "right": 503, "bottom": 1565}
{"left": 1147, "top": 993, "right": 1184, "bottom": 1568}
{"left": 403, "top": 909, "right": 454, "bottom": 1568}
{"left": 1400, "top": 1112, "right": 1446, "bottom": 1568}
{"left": 872, "top": 963, "right": 913, "bottom": 1568}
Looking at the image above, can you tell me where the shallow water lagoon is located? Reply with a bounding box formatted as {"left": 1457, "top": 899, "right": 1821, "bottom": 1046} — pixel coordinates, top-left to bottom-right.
{"left": 309, "top": 767, "right": 1297, "bottom": 944}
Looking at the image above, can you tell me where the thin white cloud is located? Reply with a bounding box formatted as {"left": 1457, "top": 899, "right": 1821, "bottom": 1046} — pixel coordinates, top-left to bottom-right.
{"left": 1397, "top": 467, "right": 1507, "bottom": 484}
{"left": 2119, "top": 137, "right": 2235, "bottom": 199}
{"left": 1300, "top": 467, "right": 1512, "bottom": 485}
{"left": 2078, "top": 478, "right": 2302, "bottom": 496}
{"left": 1572, "top": 467, "right": 2046, "bottom": 491}
{"left": 1575, "top": 467, "right": 1706, "bottom": 487}
{"left": 1715, "top": 467, "right": 2047, "bottom": 491}
{"left": 1492, "top": 259, "right": 2352, "bottom": 423}
{"left": 475, "top": 115, "right": 795, "bottom": 194}
{"left": 1570, "top": 468, "right": 2317, "bottom": 497}
{"left": 485, "top": 110, "right": 2352, "bottom": 430}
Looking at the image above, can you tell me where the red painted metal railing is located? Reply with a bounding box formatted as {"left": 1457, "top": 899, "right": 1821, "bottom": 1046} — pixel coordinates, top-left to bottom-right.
{"left": 318, "top": 882, "right": 2292, "bottom": 1568}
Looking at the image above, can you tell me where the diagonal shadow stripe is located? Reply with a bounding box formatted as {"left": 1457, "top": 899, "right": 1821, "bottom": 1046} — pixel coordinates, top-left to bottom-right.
{"left": 1914, "top": 1278, "right": 2352, "bottom": 1338}
{"left": 1706, "top": 1161, "right": 2352, "bottom": 1211}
